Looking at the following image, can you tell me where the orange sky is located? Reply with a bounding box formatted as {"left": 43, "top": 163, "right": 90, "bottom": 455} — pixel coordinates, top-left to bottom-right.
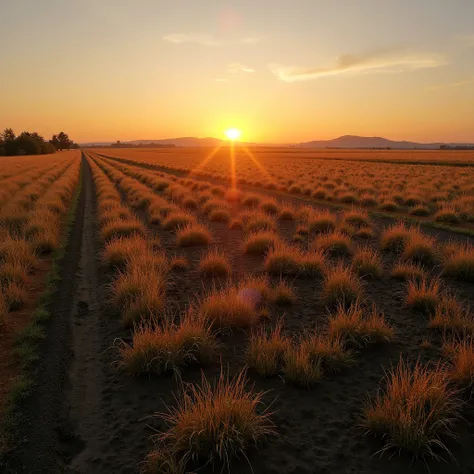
{"left": 1, "top": 1, "right": 474, "bottom": 143}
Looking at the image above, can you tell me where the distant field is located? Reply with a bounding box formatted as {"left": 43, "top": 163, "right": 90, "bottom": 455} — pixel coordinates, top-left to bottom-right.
{"left": 92, "top": 146, "right": 474, "bottom": 165}
{"left": 91, "top": 146, "right": 474, "bottom": 228}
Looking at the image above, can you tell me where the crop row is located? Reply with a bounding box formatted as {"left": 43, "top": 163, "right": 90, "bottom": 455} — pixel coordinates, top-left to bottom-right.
{"left": 85, "top": 151, "right": 474, "bottom": 471}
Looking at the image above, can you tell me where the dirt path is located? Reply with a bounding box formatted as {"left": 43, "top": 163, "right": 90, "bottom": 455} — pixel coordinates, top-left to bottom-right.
{"left": 63, "top": 157, "right": 106, "bottom": 472}
{"left": 6, "top": 157, "right": 87, "bottom": 472}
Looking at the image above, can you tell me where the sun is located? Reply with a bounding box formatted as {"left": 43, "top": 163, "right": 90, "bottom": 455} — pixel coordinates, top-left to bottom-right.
{"left": 224, "top": 128, "right": 241, "bottom": 141}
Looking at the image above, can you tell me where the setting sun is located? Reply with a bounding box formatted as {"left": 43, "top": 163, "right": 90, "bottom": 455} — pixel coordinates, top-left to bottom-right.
{"left": 224, "top": 128, "right": 241, "bottom": 141}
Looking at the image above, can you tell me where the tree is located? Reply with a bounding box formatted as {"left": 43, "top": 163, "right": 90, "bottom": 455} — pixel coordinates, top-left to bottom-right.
{"left": 1, "top": 128, "right": 16, "bottom": 142}
{"left": 58, "top": 131, "right": 72, "bottom": 150}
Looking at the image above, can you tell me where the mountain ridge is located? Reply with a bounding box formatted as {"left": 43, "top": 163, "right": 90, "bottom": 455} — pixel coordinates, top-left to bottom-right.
{"left": 80, "top": 135, "right": 474, "bottom": 149}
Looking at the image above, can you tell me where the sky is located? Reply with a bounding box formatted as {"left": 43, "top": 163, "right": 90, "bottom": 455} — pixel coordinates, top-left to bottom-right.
{"left": 1, "top": 0, "right": 474, "bottom": 144}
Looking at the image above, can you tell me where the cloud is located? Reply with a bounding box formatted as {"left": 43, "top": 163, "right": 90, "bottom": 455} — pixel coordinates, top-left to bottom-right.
{"left": 271, "top": 49, "right": 446, "bottom": 82}
{"left": 163, "top": 33, "right": 259, "bottom": 46}
{"left": 214, "top": 78, "right": 229, "bottom": 82}
{"left": 428, "top": 77, "right": 474, "bottom": 91}
{"left": 227, "top": 63, "right": 255, "bottom": 74}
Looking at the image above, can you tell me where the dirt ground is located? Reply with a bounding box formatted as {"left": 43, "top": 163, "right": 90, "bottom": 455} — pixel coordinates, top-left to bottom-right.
{"left": 5, "top": 153, "right": 474, "bottom": 474}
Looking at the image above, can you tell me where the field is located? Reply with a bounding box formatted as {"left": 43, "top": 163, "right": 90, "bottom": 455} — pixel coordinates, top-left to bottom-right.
{"left": 1, "top": 147, "right": 474, "bottom": 474}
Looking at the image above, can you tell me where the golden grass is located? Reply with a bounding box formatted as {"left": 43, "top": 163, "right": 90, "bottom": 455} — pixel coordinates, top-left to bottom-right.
{"left": 163, "top": 211, "right": 196, "bottom": 230}
{"left": 302, "top": 333, "right": 354, "bottom": 372}
{"left": 198, "top": 249, "right": 232, "bottom": 278}
{"left": 443, "top": 244, "right": 474, "bottom": 282}
{"left": 363, "top": 358, "right": 460, "bottom": 460}
{"left": 102, "top": 234, "right": 148, "bottom": 268}
{"left": 312, "top": 230, "right": 353, "bottom": 256}
{"left": 271, "top": 280, "right": 297, "bottom": 305}
{"left": 247, "top": 320, "right": 290, "bottom": 376}
{"left": 322, "top": 263, "right": 363, "bottom": 307}
{"left": 351, "top": 246, "right": 383, "bottom": 278}
{"left": 244, "top": 230, "right": 280, "bottom": 255}
{"left": 198, "top": 286, "right": 260, "bottom": 328}
{"left": 119, "top": 313, "right": 216, "bottom": 376}
{"left": 390, "top": 262, "right": 427, "bottom": 281}
{"left": 380, "top": 222, "right": 411, "bottom": 252}
{"left": 406, "top": 277, "right": 441, "bottom": 314}
{"left": 328, "top": 301, "right": 394, "bottom": 346}
{"left": 176, "top": 223, "right": 212, "bottom": 247}
{"left": 443, "top": 338, "right": 474, "bottom": 389}
{"left": 429, "top": 294, "right": 474, "bottom": 334}
{"left": 156, "top": 369, "right": 277, "bottom": 470}
{"left": 282, "top": 345, "right": 323, "bottom": 388}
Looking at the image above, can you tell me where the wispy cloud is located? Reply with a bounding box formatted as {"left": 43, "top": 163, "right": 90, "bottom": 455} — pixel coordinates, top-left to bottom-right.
{"left": 428, "top": 77, "right": 474, "bottom": 91}
{"left": 227, "top": 63, "right": 255, "bottom": 74}
{"left": 271, "top": 49, "right": 446, "bottom": 82}
{"left": 163, "top": 33, "right": 260, "bottom": 46}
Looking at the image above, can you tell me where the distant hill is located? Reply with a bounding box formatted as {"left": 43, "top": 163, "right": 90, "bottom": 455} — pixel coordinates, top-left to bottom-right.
{"left": 79, "top": 135, "right": 474, "bottom": 149}
{"left": 298, "top": 135, "right": 444, "bottom": 149}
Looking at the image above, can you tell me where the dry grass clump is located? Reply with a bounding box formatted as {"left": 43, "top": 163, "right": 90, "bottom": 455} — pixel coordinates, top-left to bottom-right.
{"left": 101, "top": 219, "right": 145, "bottom": 241}
{"left": 271, "top": 280, "right": 297, "bottom": 305}
{"left": 111, "top": 253, "right": 168, "bottom": 327}
{"left": 242, "top": 194, "right": 261, "bottom": 207}
{"left": 102, "top": 234, "right": 148, "bottom": 268}
{"left": 198, "top": 286, "right": 260, "bottom": 328}
{"left": 264, "top": 243, "right": 326, "bottom": 277}
{"left": 406, "top": 277, "right": 441, "bottom": 315}
{"left": 176, "top": 223, "right": 212, "bottom": 247}
{"left": 247, "top": 320, "right": 290, "bottom": 376}
{"left": 263, "top": 242, "right": 302, "bottom": 276}
{"left": 429, "top": 295, "right": 474, "bottom": 334}
{"left": 155, "top": 369, "right": 276, "bottom": 471}
{"left": 443, "top": 338, "right": 474, "bottom": 389}
{"left": 119, "top": 313, "right": 216, "bottom": 376}
{"left": 244, "top": 231, "right": 280, "bottom": 255}
{"left": 363, "top": 358, "right": 460, "bottom": 459}
{"left": 401, "top": 231, "right": 438, "bottom": 265}
{"left": 328, "top": 301, "right": 394, "bottom": 346}
{"left": 163, "top": 211, "right": 196, "bottom": 230}
{"left": 302, "top": 333, "right": 354, "bottom": 372}
{"left": 243, "top": 211, "right": 275, "bottom": 233}
{"left": 351, "top": 246, "right": 383, "bottom": 278}
{"left": 342, "top": 208, "right": 371, "bottom": 228}
{"left": 322, "top": 263, "right": 363, "bottom": 307}
{"left": 209, "top": 208, "right": 231, "bottom": 223}
{"left": 306, "top": 209, "right": 337, "bottom": 234}
{"left": 434, "top": 206, "right": 460, "bottom": 225}
{"left": 443, "top": 244, "right": 474, "bottom": 282}
{"left": 282, "top": 345, "right": 322, "bottom": 388}
{"left": 390, "top": 262, "right": 427, "bottom": 281}
{"left": 198, "top": 249, "right": 231, "bottom": 278}
{"left": 260, "top": 198, "right": 279, "bottom": 215}
{"left": 0, "top": 236, "right": 36, "bottom": 269}
{"left": 380, "top": 222, "right": 411, "bottom": 252}
{"left": 312, "top": 230, "right": 353, "bottom": 256}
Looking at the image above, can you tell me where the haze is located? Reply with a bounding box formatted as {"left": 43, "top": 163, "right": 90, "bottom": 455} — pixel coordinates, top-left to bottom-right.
{"left": 1, "top": 0, "right": 474, "bottom": 143}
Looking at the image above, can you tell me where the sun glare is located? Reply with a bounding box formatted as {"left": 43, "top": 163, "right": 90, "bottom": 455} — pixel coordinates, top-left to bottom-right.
{"left": 225, "top": 128, "right": 241, "bottom": 141}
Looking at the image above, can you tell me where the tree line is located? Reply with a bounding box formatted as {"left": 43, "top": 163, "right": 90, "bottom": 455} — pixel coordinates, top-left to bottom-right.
{"left": 0, "top": 128, "right": 78, "bottom": 156}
